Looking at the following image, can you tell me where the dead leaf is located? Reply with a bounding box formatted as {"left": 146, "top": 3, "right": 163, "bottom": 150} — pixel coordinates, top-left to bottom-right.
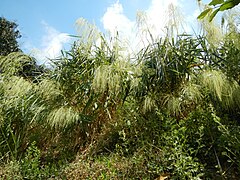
{"left": 155, "top": 172, "right": 170, "bottom": 180}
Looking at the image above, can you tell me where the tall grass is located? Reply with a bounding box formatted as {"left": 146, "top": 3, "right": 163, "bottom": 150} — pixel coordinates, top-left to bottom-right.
{"left": 0, "top": 10, "right": 240, "bottom": 179}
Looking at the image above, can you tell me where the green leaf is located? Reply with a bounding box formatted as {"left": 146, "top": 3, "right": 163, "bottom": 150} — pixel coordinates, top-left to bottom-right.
{"left": 197, "top": 8, "right": 212, "bottom": 19}
{"left": 209, "top": 0, "right": 224, "bottom": 6}
{"left": 219, "top": 0, "right": 240, "bottom": 11}
{"left": 209, "top": 8, "right": 220, "bottom": 22}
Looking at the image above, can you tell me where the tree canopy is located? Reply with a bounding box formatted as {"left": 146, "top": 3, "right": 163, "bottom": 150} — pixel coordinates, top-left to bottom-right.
{"left": 0, "top": 17, "right": 46, "bottom": 82}
{"left": 0, "top": 17, "right": 21, "bottom": 56}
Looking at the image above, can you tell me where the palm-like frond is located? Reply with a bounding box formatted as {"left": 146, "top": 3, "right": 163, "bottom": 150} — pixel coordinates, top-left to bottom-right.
{"left": 201, "top": 70, "right": 225, "bottom": 101}
{"left": 92, "top": 59, "right": 134, "bottom": 96}
{"left": 200, "top": 70, "right": 240, "bottom": 110}
{"left": 201, "top": 20, "right": 224, "bottom": 47}
{"left": 47, "top": 106, "right": 80, "bottom": 128}
{"left": 0, "top": 52, "right": 32, "bottom": 76}
{"left": 3, "top": 76, "right": 32, "bottom": 94}
{"left": 142, "top": 94, "right": 156, "bottom": 113}
{"left": 37, "top": 79, "right": 62, "bottom": 102}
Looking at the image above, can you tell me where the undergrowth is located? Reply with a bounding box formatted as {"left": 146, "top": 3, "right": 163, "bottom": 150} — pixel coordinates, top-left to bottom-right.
{"left": 0, "top": 14, "right": 240, "bottom": 179}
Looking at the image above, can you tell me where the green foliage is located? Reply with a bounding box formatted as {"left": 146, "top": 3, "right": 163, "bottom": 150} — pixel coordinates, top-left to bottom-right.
{"left": 135, "top": 34, "right": 211, "bottom": 116}
{"left": 0, "top": 76, "right": 36, "bottom": 160}
{"left": 219, "top": 0, "right": 240, "bottom": 11}
{"left": 200, "top": 70, "right": 240, "bottom": 108}
{"left": 0, "top": 52, "right": 29, "bottom": 75}
{"left": 0, "top": 15, "right": 240, "bottom": 179}
{"left": 209, "top": 0, "right": 225, "bottom": 6}
{"left": 198, "top": 8, "right": 213, "bottom": 20}
{"left": 0, "top": 142, "right": 64, "bottom": 179}
{"left": 0, "top": 160, "right": 22, "bottom": 179}
{"left": 0, "top": 18, "right": 46, "bottom": 82}
{"left": 159, "top": 121, "right": 204, "bottom": 179}
{"left": 0, "top": 17, "right": 21, "bottom": 56}
{"left": 0, "top": 52, "right": 46, "bottom": 81}
{"left": 20, "top": 141, "right": 41, "bottom": 179}
{"left": 198, "top": 0, "right": 240, "bottom": 21}
{"left": 217, "top": 38, "right": 240, "bottom": 83}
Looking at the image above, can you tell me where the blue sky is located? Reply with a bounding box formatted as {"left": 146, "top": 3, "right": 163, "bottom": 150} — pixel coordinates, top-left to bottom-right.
{"left": 1, "top": 0, "right": 208, "bottom": 63}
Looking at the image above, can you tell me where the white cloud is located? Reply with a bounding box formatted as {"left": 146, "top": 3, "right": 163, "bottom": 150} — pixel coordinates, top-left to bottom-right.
{"left": 101, "top": 0, "right": 197, "bottom": 54}
{"left": 31, "top": 21, "right": 71, "bottom": 65}
{"left": 101, "top": 1, "right": 137, "bottom": 56}
{"left": 146, "top": 0, "right": 179, "bottom": 34}
{"left": 101, "top": 1, "right": 135, "bottom": 37}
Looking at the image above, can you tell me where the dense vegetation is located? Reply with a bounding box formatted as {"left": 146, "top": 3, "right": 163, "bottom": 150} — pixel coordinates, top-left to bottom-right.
{"left": 0, "top": 9, "right": 240, "bottom": 179}
{"left": 0, "top": 17, "right": 21, "bottom": 56}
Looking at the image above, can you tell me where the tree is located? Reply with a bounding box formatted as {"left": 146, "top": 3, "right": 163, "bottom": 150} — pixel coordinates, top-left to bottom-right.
{"left": 0, "top": 17, "right": 46, "bottom": 81}
{"left": 0, "top": 17, "right": 21, "bottom": 56}
{"left": 198, "top": 0, "right": 240, "bottom": 21}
